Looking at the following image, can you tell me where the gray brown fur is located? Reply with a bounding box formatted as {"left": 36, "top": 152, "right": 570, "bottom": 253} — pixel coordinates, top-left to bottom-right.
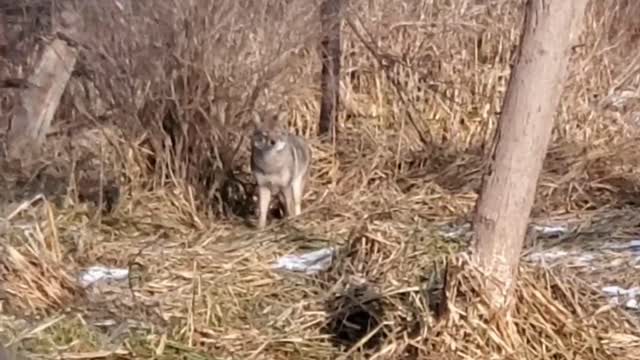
{"left": 0, "top": 344, "right": 22, "bottom": 360}
{"left": 250, "top": 110, "right": 311, "bottom": 228}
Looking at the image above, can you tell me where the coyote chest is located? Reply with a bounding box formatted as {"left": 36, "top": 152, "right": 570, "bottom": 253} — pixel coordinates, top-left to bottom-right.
{"left": 251, "top": 135, "right": 307, "bottom": 191}
{"left": 252, "top": 166, "right": 293, "bottom": 191}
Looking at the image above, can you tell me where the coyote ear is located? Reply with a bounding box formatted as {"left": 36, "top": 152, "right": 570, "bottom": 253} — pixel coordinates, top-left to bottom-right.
{"left": 252, "top": 112, "right": 262, "bottom": 127}
{"left": 275, "top": 111, "right": 287, "bottom": 125}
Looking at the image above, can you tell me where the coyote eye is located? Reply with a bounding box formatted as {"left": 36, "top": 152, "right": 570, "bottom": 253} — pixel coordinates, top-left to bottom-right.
{"left": 268, "top": 139, "right": 276, "bottom": 146}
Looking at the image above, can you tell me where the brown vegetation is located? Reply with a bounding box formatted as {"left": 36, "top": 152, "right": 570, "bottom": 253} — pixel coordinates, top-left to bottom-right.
{"left": 1, "top": 0, "right": 640, "bottom": 359}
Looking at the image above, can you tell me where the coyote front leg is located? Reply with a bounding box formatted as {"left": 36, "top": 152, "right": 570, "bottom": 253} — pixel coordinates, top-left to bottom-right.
{"left": 257, "top": 185, "right": 272, "bottom": 229}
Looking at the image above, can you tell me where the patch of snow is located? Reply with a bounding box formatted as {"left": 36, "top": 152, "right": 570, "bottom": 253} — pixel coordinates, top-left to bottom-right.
{"left": 271, "top": 247, "right": 336, "bottom": 275}
{"left": 602, "top": 286, "right": 640, "bottom": 310}
{"left": 78, "top": 266, "right": 129, "bottom": 288}
{"left": 532, "top": 224, "right": 569, "bottom": 236}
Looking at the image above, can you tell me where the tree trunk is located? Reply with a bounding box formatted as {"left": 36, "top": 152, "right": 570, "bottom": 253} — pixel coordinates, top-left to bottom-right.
{"left": 0, "top": 13, "right": 7, "bottom": 54}
{"left": 318, "top": 0, "right": 342, "bottom": 142}
{"left": 6, "top": 38, "right": 77, "bottom": 160}
{"left": 471, "top": 0, "right": 588, "bottom": 308}
{"left": 6, "top": 7, "right": 81, "bottom": 161}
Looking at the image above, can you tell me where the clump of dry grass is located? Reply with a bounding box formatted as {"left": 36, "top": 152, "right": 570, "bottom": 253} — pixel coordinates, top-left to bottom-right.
{"left": 2, "top": 0, "right": 640, "bottom": 358}
{"left": 427, "top": 254, "right": 640, "bottom": 359}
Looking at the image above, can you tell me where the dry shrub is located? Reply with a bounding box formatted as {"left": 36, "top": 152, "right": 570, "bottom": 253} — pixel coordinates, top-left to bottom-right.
{"left": 0, "top": 198, "right": 81, "bottom": 316}
{"left": 63, "top": 0, "right": 326, "bottom": 218}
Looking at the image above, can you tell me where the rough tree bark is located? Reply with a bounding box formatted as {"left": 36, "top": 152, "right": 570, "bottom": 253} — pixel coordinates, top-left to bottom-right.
{"left": 471, "top": 0, "right": 588, "bottom": 308}
{"left": 318, "top": 0, "right": 342, "bottom": 141}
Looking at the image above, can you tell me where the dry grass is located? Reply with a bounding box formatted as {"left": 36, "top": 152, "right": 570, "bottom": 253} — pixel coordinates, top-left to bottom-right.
{"left": 2, "top": 0, "right": 640, "bottom": 358}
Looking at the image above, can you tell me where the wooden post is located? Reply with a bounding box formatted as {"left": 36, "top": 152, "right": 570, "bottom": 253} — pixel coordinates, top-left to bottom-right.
{"left": 318, "top": 0, "right": 343, "bottom": 141}
{"left": 471, "top": 0, "right": 588, "bottom": 308}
